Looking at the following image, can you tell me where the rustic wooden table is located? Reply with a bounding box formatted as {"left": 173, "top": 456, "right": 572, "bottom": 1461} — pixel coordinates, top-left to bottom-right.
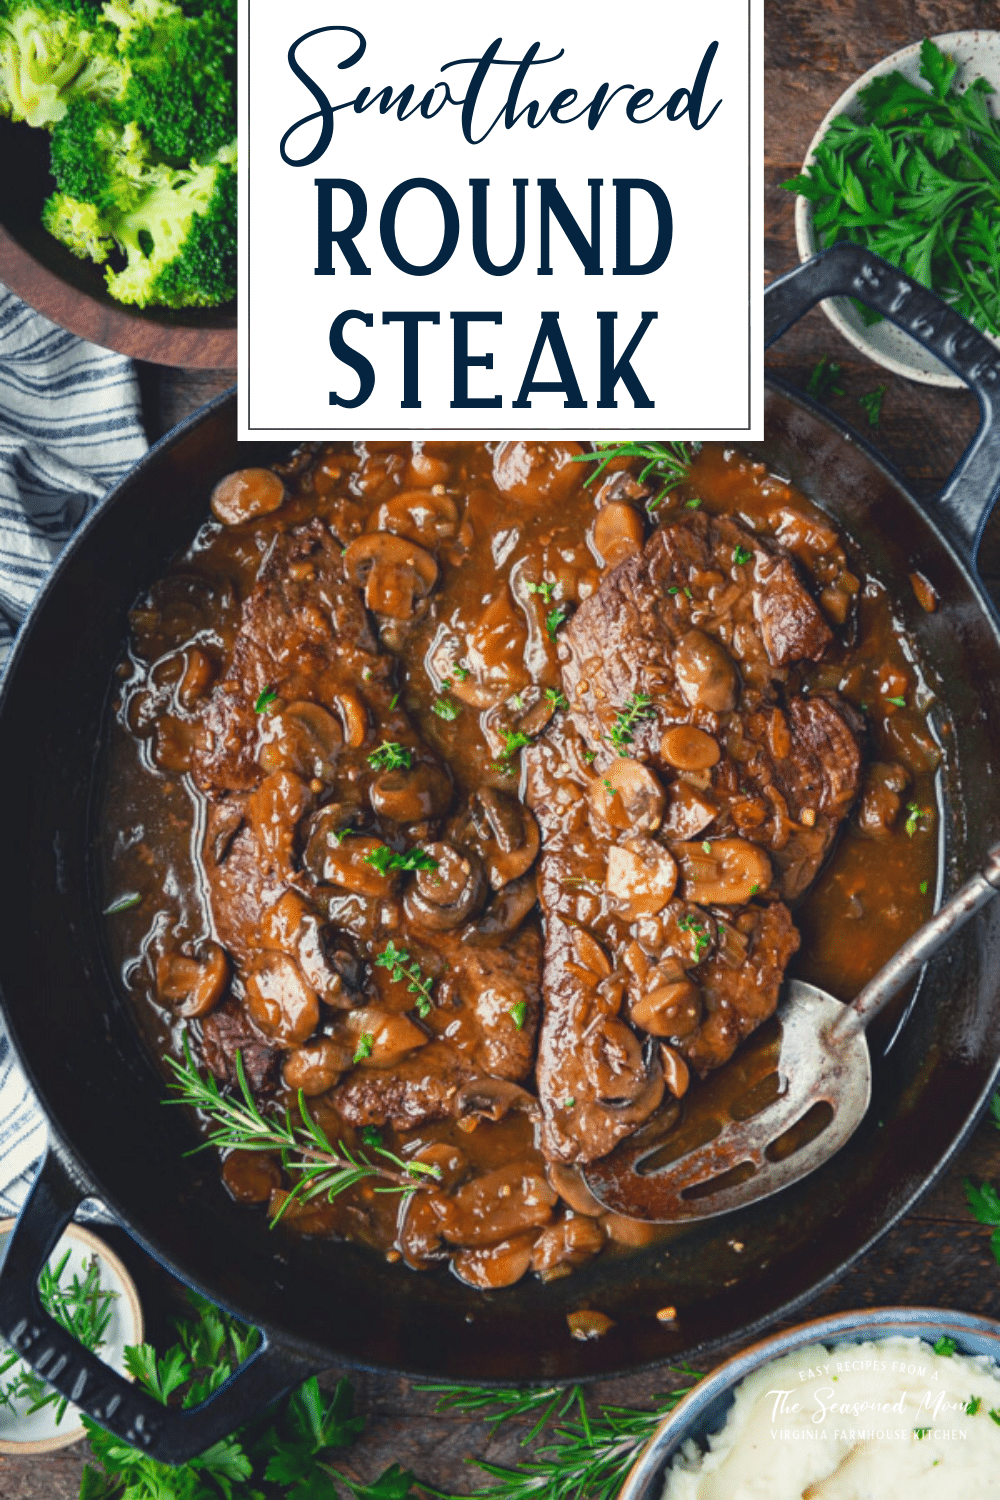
{"left": 4, "top": 0, "right": 1000, "bottom": 1494}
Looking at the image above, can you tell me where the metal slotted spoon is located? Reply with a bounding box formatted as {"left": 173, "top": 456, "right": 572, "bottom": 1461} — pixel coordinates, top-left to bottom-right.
{"left": 583, "top": 843, "right": 1000, "bottom": 1223}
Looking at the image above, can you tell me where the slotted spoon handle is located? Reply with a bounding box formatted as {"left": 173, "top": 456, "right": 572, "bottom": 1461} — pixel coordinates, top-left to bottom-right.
{"left": 830, "top": 842, "right": 1000, "bottom": 1043}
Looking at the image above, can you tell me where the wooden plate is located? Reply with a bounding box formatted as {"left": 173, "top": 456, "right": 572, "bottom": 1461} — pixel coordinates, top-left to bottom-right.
{"left": 0, "top": 118, "right": 236, "bottom": 369}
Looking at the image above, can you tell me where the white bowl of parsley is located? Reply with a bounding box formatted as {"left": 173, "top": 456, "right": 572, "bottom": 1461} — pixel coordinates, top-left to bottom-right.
{"left": 789, "top": 32, "right": 1000, "bottom": 388}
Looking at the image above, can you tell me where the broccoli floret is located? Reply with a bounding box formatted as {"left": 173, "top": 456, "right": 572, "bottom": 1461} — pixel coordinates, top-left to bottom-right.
{"left": 49, "top": 95, "right": 151, "bottom": 212}
{"left": 41, "top": 189, "right": 113, "bottom": 261}
{"left": 103, "top": 144, "right": 236, "bottom": 307}
{"left": 112, "top": 1, "right": 234, "bottom": 161}
{"left": 0, "top": 0, "right": 121, "bottom": 127}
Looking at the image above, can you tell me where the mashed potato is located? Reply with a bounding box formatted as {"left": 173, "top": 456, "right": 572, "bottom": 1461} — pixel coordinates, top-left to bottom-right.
{"left": 663, "top": 1334, "right": 1000, "bottom": 1499}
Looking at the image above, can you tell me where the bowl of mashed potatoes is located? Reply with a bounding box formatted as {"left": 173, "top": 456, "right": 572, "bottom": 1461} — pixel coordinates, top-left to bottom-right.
{"left": 622, "top": 1308, "right": 1000, "bottom": 1500}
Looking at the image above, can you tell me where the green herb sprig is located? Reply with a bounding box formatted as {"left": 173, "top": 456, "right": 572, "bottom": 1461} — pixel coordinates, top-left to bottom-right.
{"left": 783, "top": 38, "right": 1000, "bottom": 337}
{"left": 573, "top": 442, "right": 699, "bottom": 512}
{"left": 367, "top": 742, "right": 412, "bottom": 772}
{"left": 419, "top": 1375, "right": 701, "bottom": 1500}
{"left": 374, "top": 939, "right": 436, "bottom": 1017}
{"left": 363, "top": 843, "right": 440, "bottom": 876}
{"left": 608, "top": 692, "right": 655, "bottom": 755}
{"left": 0, "top": 1251, "right": 117, "bottom": 1428}
{"left": 165, "top": 1040, "right": 440, "bottom": 1222}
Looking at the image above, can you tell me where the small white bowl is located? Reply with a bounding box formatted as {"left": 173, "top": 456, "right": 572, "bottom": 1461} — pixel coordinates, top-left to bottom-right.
{"left": 0, "top": 1218, "right": 144, "bottom": 1456}
{"left": 794, "top": 31, "right": 1000, "bottom": 388}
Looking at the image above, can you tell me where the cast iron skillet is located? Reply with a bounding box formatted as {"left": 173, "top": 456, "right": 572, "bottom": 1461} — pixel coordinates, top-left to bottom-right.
{"left": 0, "top": 244, "right": 999, "bottom": 1464}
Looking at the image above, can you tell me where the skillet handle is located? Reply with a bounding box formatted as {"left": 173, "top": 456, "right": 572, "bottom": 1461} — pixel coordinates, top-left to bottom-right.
{"left": 0, "top": 1144, "right": 319, "bottom": 1465}
{"left": 764, "top": 242, "right": 1000, "bottom": 562}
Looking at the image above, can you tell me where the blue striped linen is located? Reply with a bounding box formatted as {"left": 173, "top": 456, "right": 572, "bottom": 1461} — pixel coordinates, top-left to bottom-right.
{"left": 0, "top": 284, "right": 147, "bottom": 1216}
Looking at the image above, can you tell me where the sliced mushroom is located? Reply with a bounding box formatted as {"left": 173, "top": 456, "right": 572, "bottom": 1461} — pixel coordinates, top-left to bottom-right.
{"left": 631, "top": 977, "right": 702, "bottom": 1040}
{"left": 369, "top": 762, "right": 452, "bottom": 823}
{"left": 178, "top": 646, "right": 214, "bottom": 708}
{"left": 673, "top": 629, "right": 740, "bottom": 713}
{"left": 591, "top": 501, "right": 644, "bottom": 569}
{"left": 582, "top": 1016, "right": 649, "bottom": 1103}
{"left": 342, "top": 533, "right": 438, "bottom": 619}
{"left": 342, "top": 1007, "right": 428, "bottom": 1068}
{"left": 210, "top": 468, "right": 286, "bottom": 526}
{"left": 411, "top": 1141, "right": 468, "bottom": 1191}
{"left": 531, "top": 1215, "right": 606, "bottom": 1281}
{"left": 406, "top": 449, "right": 452, "bottom": 487}
{"left": 663, "top": 780, "right": 719, "bottom": 840}
{"left": 442, "top": 1163, "right": 557, "bottom": 1248}
{"left": 591, "top": 758, "right": 665, "bottom": 833}
{"left": 404, "top": 843, "right": 487, "bottom": 931}
{"left": 304, "top": 832, "right": 398, "bottom": 896}
{"left": 452, "top": 1234, "right": 536, "bottom": 1290}
{"left": 455, "top": 1078, "right": 541, "bottom": 1125}
{"left": 456, "top": 788, "right": 541, "bottom": 889}
{"left": 333, "top": 690, "right": 368, "bottom": 749}
{"left": 492, "top": 441, "right": 585, "bottom": 504}
{"left": 245, "top": 771, "right": 313, "bottom": 879}
{"left": 258, "top": 701, "right": 344, "bottom": 781}
{"left": 673, "top": 838, "right": 772, "bottom": 904}
{"left": 260, "top": 891, "right": 349, "bottom": 1006}
{"left": 300, "top": 803, "right": 363, "bottom": 883}
{"left": 605, "top": 835, "right": 678, "bottom": 917}
{"left": 245, "top": 953, "right": 320, "bottom": 1046}
{"left": 221, "top": 1149, "right": 282, "bottom": 1204}
{"left": 156, "top": 942, "right": 228, "bottom": 1019}
{"left": 660, "top": 724, "right": 721, "bottom": 772}
{"left": 546, "top": 1163, "right": 606, "bottom": 1218}
{"left": 282, "top": 1037, "right": 352, "bottom": 1096}
{"left": 462, "top": 870, "right": 538, "bottom": 946}
{"left": 660, "top": 1044, "right": 690, "bottom": 1098}
{"left": 368, "top": 488, "right": 459, "bottom": 545}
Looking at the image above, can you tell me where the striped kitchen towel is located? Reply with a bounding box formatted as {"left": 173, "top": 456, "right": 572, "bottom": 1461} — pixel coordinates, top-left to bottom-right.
{"left": 0, "top": 285, "right": 147, "bottom": 1215}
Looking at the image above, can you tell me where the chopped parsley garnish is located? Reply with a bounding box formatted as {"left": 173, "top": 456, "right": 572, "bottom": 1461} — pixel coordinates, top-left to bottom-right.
{"left": 103, "top": 893, "right": 142, "bottom": 916}
{"left": 361, "top": 1125, "right": 383, "bottom": 1147}
{"left": 990, "top": 1409, "right": 1000, "bottom": 1428}
{"left": 546, "top": 604, "right": 569, "bottom": 640}
{"left": 389, "top": 692, "right": 400, "bottom": 709}
{"left": 858, "top": 384, "right": 887, "bottom": 427}
{"left": 914, "top": 1427, "right": 931, "bottom": 1440}
{"left": 254, "top": 686, "right": 277, "bottom": 714}
{"left": 886, "top": 695, "right": 906, "bottom": 708}
{"left": 583, "top": 749, "right": 597, "bottom": 764}
{"left": 353, "top": 1032, "right": 374, "bottom": 1064}
{"left": 684, "top": 587, "right": 693, "bottom": 599}
{"left": 563, "top": 1097, "right": 575, "bottom": 1109}
{"left": 432, "top": 696, "right": 460, "bottom": 721}
{"left": 968, "top": 1397, "right": 982, "bottom": 1415}
{"left": 367, "top": 741, "right": 412, "bottom": 772}
{"left": 749, "top": 883, "right": 760, "bottom": 896}
{"left": 701, "top": 840, "right": 712, "bottom": 854}
{"left": 905, "top": 802, "right": 927, "bottom": 837}
{"left": 609, "top": 692, "right": 655, "bottom": 755}
{"left": 677, "top": 912, "right": 713, "bottom": 961}
{"left": 602, "top": 778, "right": 618, "bottom": 800}
{"left": 732, "top": 545, "right": 753, "bottom": 566}
{"left": 374, "top": 940, "right": 435, "bottom": 1017}
{"left": 453, "top": 664, "right": 470, "bottom": 681}
{"left": 363, "top": 844, "right": 440, "bottom": 875}
{"left": 510, "top": 1000, "right": 527, "bottom": 1031}
{"left": 920, "top": 880, "right": 929, "bottom": 895}
{"left": 806, "top": 356, "right": 845, "bottom": 402}
{"left": 546, "top": 688, "right": 568, "bottom": 710}
{"left": 933, "top": 1336, "right": 956, "bottom": 1357}
{"left": 668, "top": 586, "right": 680, "bottom": 595}
{"left": 685, "top": 497, "right": 702, "bottom": 510}
{"left": 527, "top": 580, "right": 556, "bottom": 604}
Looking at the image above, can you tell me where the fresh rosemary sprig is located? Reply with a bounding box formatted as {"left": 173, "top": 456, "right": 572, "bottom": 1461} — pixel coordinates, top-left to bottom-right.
{"left": 608, "top": 692, "right": 655, "bottom": 755}
{"left": 165, "top": 1040, "right": 441, "bottom": 1222}
{"left": 573, "top": 441, "right": 699, "bottom": 511}
{"left": 0, "top": 1250, "right": 117, "bottom": 1427}
{"left": 374, "top": 939, "right": 436, "bottom": 1017}
{"left": 419, "top": 1375, "right": 701, "bottom": 1500}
